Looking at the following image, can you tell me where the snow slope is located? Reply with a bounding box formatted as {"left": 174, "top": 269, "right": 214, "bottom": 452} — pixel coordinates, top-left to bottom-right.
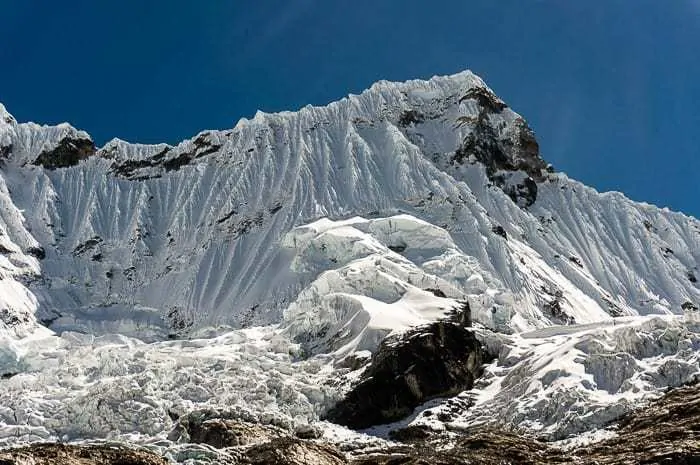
{"left": 0, "top": 71, "right": 698, "bottom": 460}
{"left": 400, "top": 314, "right": 700, "bottom": 441}
{"left": 0, "top": 72, "right": 697, "bottom": 340}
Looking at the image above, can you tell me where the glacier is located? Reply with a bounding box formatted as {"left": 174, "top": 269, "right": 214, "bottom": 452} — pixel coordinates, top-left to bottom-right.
{"left": 0, "top": 71, "right": 698, "bottom": 462}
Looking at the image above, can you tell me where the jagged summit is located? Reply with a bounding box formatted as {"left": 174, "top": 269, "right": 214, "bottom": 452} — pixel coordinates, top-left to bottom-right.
{"left": 1, "top": 70, "right": 540, "bottom": 176}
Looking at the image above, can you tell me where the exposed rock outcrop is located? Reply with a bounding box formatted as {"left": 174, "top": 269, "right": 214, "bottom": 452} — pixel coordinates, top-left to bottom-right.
{"left": 325, "top": 319, "right": 489, "bottom": 429}
{"left": 459, "top": 86, "right": 508, "bottom": 113}
{"left": 451, "top": 86, "right": 546, "bottom": 207}
{"left": 33, "top": 136, "right": 96, "bottom": 169}
{"left": 241, "top": 438, "right": 346, "bottom": 465}
{"left": 169, "top": 413, "right": 280, "bottom": 448}
{"left": 108, "top": 132, "right": 222, "bottom": 180}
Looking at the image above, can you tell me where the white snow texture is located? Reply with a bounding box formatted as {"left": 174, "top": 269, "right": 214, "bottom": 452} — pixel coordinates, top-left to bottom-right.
{"left": 0, "top": 72, "right": 698, "bottom": 460}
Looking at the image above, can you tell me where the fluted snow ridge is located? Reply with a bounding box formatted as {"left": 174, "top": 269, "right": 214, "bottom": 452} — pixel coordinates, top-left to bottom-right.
{"left": 0, "top": 70, "right": 696, "bottom": 341}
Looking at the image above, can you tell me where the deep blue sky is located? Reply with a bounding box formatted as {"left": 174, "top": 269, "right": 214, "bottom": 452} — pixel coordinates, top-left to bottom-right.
{"left": 1, "top": 1, "right": 698, "bottom": 217}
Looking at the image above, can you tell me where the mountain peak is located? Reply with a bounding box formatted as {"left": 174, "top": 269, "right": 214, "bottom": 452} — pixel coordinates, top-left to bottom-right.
{"left": 0, "top": 103, "right": 16, "bottom": 126}
{"left": 368, "top": 69, "right": 486, "bottom": 93}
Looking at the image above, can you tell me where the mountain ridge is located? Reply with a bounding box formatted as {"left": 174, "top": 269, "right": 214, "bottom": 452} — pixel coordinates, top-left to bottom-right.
{"left": 0, "top": 70, "right": 697, "bottom": 342}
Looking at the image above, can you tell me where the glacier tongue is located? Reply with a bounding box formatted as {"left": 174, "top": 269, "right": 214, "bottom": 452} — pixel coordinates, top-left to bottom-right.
{"left": 0, "top": 70, "right": 698, "bottom": 460}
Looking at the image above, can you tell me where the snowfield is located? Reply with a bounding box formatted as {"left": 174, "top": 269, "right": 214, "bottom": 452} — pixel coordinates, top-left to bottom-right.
{"left": 0, "top": 71, "right": 698, "bottom": 462}
{"left": 407, "top": 314, "right": 700, "bottom": 440}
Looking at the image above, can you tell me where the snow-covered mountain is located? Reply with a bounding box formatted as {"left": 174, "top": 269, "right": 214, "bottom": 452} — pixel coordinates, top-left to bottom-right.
{"left": 0, "top": 71, "right": 698, "bottom": 461}
{"left": 1, "top": 72, "right": 697, "bottom": 340}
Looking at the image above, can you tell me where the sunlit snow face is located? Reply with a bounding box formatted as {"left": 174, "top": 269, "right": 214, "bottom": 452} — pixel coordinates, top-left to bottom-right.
{"left": 1, "top": 70, "right": 697, "bottom": 341}
{"left": 0, "top": 71, "right": 698, "bottom": 462}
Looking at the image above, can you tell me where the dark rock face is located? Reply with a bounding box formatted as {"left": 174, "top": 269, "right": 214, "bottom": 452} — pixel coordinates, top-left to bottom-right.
{"left": 459, "top": 86, "right": 508, "bottom": 113}
{"left": 502, "top": 174, "right": 538, "bottom": 208}
{"left": 25, "top": 246, "right": 46, "bottom": 260}
{"left": 0, "top": 443, "right": 167, "bottom": 465}
{"left": 398, "top": 109, "right": 425, "bottom": 127}
{"left": 109, "top": 132, "right": 222, "bottom": 180}
{"left": 682, "top": 301, "right": 698, "bottom": 311}
{"left": 0, "top": 144, "right": 12, "bottom": 162}
{"left": 0, "top": 307, "right": 32, "bottom": 327}
{"left": 325, "top": 320, "right": 488, "bottom": 429}
{"left": 72, "top": 236, "right": 102, "bottom": 256}
{"left": 425, "top": 287, "right": 448, "bottom": 298}
{"left": 33, "top": 136, "right": 96, "bottom": 169}
{"left": 491, "top": 225, "right": 507, "bottom": 240}
{"left": 396, "top": 85, "right": 544, "bottom": 209}
{"left": 455, "top": 118, "right": 544, "bottom": 180}
{"left": 543, "top": 295, "right": 576, "bottom": 325}
{"left": 451, "top": 88, "right": 546, "bottom": 207}
{"left": 388, "top": 424, "right": 434, "bottom": 443}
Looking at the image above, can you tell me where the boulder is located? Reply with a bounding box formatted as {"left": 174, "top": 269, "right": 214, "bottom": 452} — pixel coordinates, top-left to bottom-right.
{"left": 169, "top": 411, "right": 280, "bottom": 448}
{"left": 325, "top": 320, "right": 488, "bottom": 429}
